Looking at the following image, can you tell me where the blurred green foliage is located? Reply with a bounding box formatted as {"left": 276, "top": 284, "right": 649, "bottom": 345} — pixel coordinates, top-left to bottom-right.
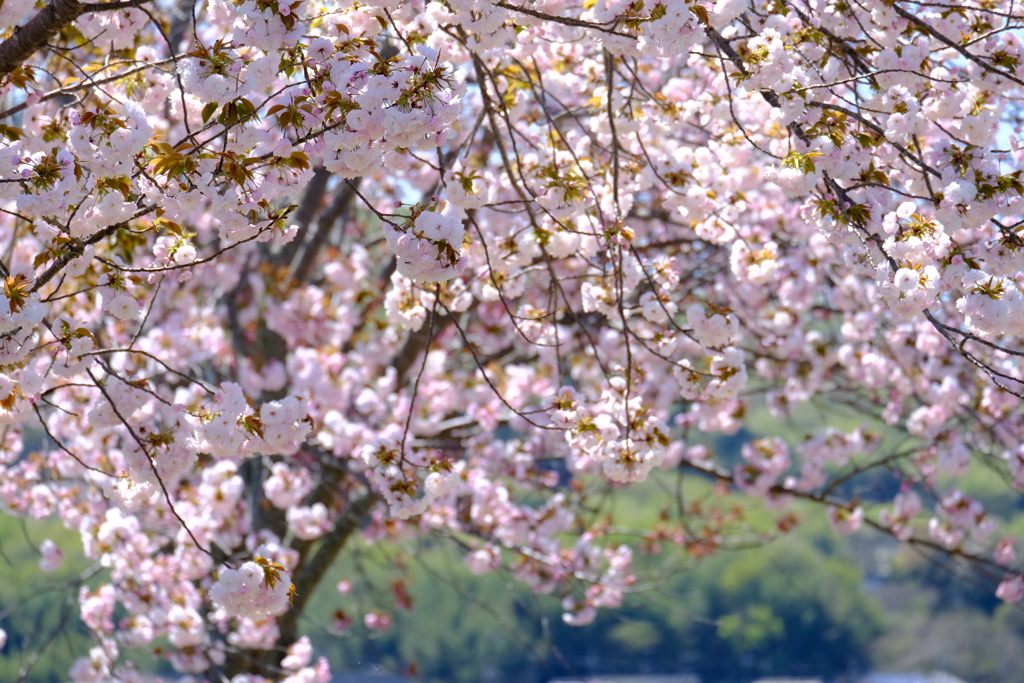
{"left": 300, "top": 495, "right": 886, "bottom": 683}
{"left": 0, "top": 514, "right": 92, "bottom": 683}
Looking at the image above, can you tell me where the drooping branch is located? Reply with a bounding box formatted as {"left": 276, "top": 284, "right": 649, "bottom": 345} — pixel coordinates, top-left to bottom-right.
{"left": 890, "top": 2, "right": 1024, "bottom": 89}
{"left": 680, "top": 459, "right": 1013, "bottom": 578}
{"left": 0, "top": 56, "right": 177, "bottom": 121}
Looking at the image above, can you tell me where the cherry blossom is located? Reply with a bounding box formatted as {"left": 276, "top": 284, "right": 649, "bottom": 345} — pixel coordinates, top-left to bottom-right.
{"left": 3, "top": 0, "right": 1024, "bottom": 677}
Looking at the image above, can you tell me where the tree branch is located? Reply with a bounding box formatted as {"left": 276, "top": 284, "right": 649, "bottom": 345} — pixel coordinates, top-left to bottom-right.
{"left": 891, "top": 2, "right": 1024, "bottom": 89}
{"left": 249, "top": 490, "right": 379, "bottom": 676}
{"left": 275, "top": 166, "right": 331, "bottom": 269}
{"left": 0, "top": 0, "right": 84, "bottom": 78}
{"left": 0, "top": 56, "right": 177, "bottom": 122}
{"left": 80, "top": 0, "right": 153, "bottom": 11}
{"left": 289, "top": 177, "right": 360, "bottom": 285}
{"left": 29, "top": 204, "right": 157, "bottom": 294}
{"left": 0, "top": 0, "right": 156, "bottom": 80}
{"left": 290, "top": 491, "right": 379, "bottom": 617}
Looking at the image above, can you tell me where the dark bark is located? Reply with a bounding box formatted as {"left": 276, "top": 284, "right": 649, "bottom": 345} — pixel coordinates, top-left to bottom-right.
{"left": 222, "top": 488, "right": 379, "bottom": 678}
{"left": 0, "top": 0, "right": 83, "bottom": 78}
{"left": 289, "top": 177, "right": 361, "bottom": 285}
{"left": 0, "top": 0, "right": 157, "bottom": 79}
{"left": 278, "top": 491, "right": 380, "bottom": 633}
{"left": 276, "top": 166, "right": 332, "bottom": 269}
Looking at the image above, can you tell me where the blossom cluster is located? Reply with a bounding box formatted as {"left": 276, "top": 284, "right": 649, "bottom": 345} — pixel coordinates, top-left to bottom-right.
{"left": 3, "top": 0, "right": 1024, "bottom": 678}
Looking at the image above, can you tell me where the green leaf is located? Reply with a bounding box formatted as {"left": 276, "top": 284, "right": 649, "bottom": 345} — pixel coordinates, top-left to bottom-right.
{"left": 202, "top": 102, "right": 219, "bottom": 124}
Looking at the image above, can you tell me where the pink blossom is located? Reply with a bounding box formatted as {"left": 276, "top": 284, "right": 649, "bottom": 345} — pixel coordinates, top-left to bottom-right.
{"left": 997, "top": 576, "right": 1024, "bottom": 604}
{"left": 363, "top": 612, "right": 391, "bottom": 632}
{"left": 5, "top": 0, "right": 1024, "bottom": 675}
{"left": 996, "top": 538, "right": 1017, "bottom": 565}
{"left": 39, "top": 538, "right": 63, "bottom": 572}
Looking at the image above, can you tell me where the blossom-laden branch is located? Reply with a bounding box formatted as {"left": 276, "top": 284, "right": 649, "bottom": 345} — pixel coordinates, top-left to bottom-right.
{"left": 4, "top": 0, "right": 1024, "bottom": 679}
